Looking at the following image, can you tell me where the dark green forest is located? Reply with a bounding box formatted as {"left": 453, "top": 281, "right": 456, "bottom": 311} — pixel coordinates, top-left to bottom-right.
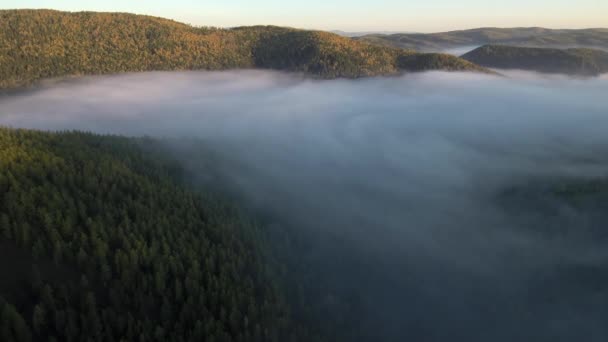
{"left": 0, "top": 128, "right": 327, "bottom": 342}
{"left": 0, "top": 9, "right": 487, "bottom": 90}
{"left": 461, "top": 45, "right": 608, "bottom": 75}
{"left": 2, "top": 127, "right": 607, "bottom": 342}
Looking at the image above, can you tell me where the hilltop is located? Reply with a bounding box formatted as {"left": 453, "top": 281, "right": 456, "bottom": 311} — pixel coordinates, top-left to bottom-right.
{"left": 0, "top": 10, "right": 487, "bottom": 90}
{"left": 461, "top": 45, "right": 608, "bottom": 75}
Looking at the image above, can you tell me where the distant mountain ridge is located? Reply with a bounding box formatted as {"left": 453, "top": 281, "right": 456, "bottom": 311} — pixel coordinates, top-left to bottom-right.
{"left": 461, "top": 45, "right": 608, "bottom": 76}
{"left": 0, "top": 10, "right": 488, "bottom": 90}
{"left": 330, "top": 30, "right": 416, "bottom": 37}
{"left": 356, "top": 27, "right": 608, "bottom": 52}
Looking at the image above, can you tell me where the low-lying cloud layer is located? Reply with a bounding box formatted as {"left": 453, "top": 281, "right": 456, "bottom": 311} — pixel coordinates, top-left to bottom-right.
{"left": 2, "top": 70, "right": 608, "bottom": 341}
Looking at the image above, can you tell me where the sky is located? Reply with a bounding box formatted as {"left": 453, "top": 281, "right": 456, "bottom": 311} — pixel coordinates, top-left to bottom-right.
{"left": 1, "top": 0, "right": 607, "bottom": 32}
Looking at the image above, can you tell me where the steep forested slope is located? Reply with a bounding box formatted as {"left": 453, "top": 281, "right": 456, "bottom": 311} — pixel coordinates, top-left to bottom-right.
{"left": 0, "top": 128, "right": 317, "bottom": 341}
{"left": 461, "top": 45, "right": 608, "bottom": 75}
{"left": 0, "top": 10, "right": 486, "bottom": 89}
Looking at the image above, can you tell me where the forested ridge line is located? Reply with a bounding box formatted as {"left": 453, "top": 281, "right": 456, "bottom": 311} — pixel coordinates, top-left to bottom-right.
{"left": 355, "top": 27, "right": 608, "bottom": 51}
{"left": 0, "top": 9, "right": 488, "bottom": 89}
{"left": 461, "top": 44, "right": 608, "bottom": 75}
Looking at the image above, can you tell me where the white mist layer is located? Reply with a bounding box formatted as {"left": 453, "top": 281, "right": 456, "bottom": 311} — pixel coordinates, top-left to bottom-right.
{"left": 2, "top": 70, "right": 608, "bottom": 341}
{"left": 2, "top": 70, "right": 608, "bottom": 262}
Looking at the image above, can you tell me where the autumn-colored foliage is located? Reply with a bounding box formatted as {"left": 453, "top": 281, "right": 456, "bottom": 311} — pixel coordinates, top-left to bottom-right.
{"left": 0, "top": 10, "right": 486, "bottom": 89}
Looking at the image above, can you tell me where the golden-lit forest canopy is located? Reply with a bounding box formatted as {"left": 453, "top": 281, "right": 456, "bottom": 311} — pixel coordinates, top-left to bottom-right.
{"left": 0, "top": 9, "right": 486, "bottom": 89}
{"left": 0, "top": 128, "right": 321, "bottom": 341}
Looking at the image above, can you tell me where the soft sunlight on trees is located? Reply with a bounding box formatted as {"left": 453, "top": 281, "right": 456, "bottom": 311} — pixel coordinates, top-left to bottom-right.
{"left": 0, "top": 9, "right": 484, "bottom": 89}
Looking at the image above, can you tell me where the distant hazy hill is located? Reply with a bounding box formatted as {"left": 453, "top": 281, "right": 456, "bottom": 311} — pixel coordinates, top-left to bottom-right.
{"left": 330, "top": 30, "right": 415, "bottom": 37}
{"left": 461, "top": 45, "right": 608, "bottom": 76}
{"left": 356, "top": 27, "right": 608, "bottom": 52}
{"left": 0, "top": 10, "right": 487, "bottom": 90}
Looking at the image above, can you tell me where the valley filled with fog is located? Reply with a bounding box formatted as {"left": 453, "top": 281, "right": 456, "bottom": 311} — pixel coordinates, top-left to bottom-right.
{"left": 2, "top": 70, "right": 608, "bottom": 341}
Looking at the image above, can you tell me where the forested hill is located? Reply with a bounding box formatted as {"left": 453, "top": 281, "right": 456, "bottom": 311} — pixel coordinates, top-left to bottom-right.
{"left": 0, "top": 128, "right": 322, "bottom": 341}
{"left": 0, "top": 10, "right": 487, "bottom": 90}
{"left": 461, "top": 45, "right": 608, "bottom": 76}
{"left": 356, "top": 27, "right": 608, "bottom": 51}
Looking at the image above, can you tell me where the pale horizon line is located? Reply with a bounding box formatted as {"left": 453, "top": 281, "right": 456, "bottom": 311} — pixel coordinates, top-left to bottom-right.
{"left": 2, "top": 7, "right": 607, "bottom": 34}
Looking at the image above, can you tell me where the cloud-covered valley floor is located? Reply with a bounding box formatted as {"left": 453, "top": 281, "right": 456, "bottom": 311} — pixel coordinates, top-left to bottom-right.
{"left": 2, "top": 71, "right": 608, "bottom": 341}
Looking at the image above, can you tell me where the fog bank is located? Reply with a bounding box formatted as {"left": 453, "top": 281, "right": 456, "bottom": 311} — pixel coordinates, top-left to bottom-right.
{"left": 2, "top": 70, "right": 608, "bottom": 341}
